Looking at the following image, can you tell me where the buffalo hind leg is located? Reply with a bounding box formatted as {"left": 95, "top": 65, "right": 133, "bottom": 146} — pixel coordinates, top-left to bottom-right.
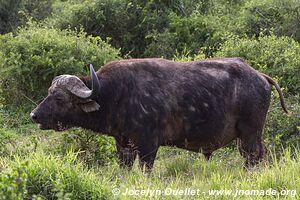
{"left": 203, "top": 152, "right": 212, "bottom": 161}
{"left": 136, "top": 138, "right": 160, "bottom": 173}
{"left": 138, "top": 147, "right": 159, "bottom": 173}
{"left": 237, "top": 124, "right": 266, "bottom": 168}
{"left": 236, "top": 90, "right": 270, "bottom": 168}
{"left": 115, "top": 136, "right": 137, "bottom": 169}
{"left": 238, "top": 138, "right": 265, "bottom": 168}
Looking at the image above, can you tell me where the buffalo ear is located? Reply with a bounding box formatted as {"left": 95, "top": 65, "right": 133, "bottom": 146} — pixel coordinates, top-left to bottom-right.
{"left": 80, "top": 100, "right": 100, "bottom": 113}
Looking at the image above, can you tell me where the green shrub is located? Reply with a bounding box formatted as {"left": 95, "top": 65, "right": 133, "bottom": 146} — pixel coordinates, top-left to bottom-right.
{"left": 45, "top": 0, "right": 300, "bottom": 58}
{"left": 143, "top": 0, "right": 249, "bottom": 58}
{"left": 216, "top": 34, "right": 300, "bottom": 94}
{"left": 0, "top": 22, "right": 120, "bottom": 108}
{"left": 0, "top": 128, "right": 17, "bottom": 157}
{"left": 60, "top": 129, "right": 117, "bottom": 167}
{"left": 48, "top": 0, "right": 195, "bottom": 58}
{"left": 144, "top": 12, "right": 228, "bottom": 58}
{"left": 0, "top": 107, "right": 32, "bottom": 128}
{"left": 0, "top": 162, "right": 28, "bottom": 200}
{"left": 169, "top": 12, "right": 214, "bottom": 56}
{"left": 240, "top": 0, "right": 300, "bottom": 41}
{"left": 48, "top": 0, "right": 143, "bottom": 57}
{"left": 143, "top": 30, "right": 176, "bottom": 58}
{"left": 0, "top": 0, "right": 53, "bottom": 34}
{"left": 0, "top": 0, "right": 22, "bottom": 34}
{"left": 264, "top": 95, "right": 300, "bottom": 150}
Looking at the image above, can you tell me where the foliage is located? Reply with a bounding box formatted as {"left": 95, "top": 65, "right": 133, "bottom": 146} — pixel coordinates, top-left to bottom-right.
{"left": 49, "top": 0, "right": 159, "bottom": 57}
{"left": 2, "top": 0, "right": 300, "bottom": 58}
{"left": 240, "top": 0, "right": 300, "bottom": 41}
{"left": 60, "top": 129, "right": 117, "bottom": 167}
{"left": 0, "top": 0, "right": 22, "bottom": 34}
{"left": 216, "top": 34, "right": 300, "bottom": 94}
{"left": 0, "top": 0, "right": 53, "bottom": 34}
{"left": 0, "top": 162, "right": 28, "bottom": 200}
{"left": 144, "top": 12, "right": 216, "bottom": 58}
{"left": 0, "top": 128, "right": 17, "bottom": 157}
{"left": 0, "top": 22, "right": 120, "bottom": 107}
{"left": 48, "top": 0, "right": 217, "bottom": 58}
{"left": 0, "top": 107, "right": 32, "bottom": 128}
{"left": 44, "top": 0, "right": 248, "bottom": 58}
{"left": 264, "top": 95, "right": 300, "bottom": 149}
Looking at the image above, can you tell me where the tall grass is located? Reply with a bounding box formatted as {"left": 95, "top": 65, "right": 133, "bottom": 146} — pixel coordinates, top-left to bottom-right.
{"left": 0, "top": 146, "right": 299, "bottom": 199}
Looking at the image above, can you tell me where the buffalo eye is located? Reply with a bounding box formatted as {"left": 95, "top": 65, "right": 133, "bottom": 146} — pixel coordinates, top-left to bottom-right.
{"left": 54, "top": 94, "right": 66, "bottom": 103}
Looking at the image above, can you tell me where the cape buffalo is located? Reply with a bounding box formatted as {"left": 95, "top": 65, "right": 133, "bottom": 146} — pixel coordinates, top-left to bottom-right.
{"left": 30, "top": 58, "right": 288, "bottom": 170}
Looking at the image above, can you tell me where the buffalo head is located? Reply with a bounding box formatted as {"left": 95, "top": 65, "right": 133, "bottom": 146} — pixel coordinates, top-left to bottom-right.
{"left": 30, "top": 65, "right": 100, "bottom": 131}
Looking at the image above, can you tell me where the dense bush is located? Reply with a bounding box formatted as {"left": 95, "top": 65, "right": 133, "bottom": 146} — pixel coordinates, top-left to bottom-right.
{"left": 48, "top": 0, "right": 220, "bottom": 58}
{"left": 44, "top": 0, "right": 251, "bottom": 58}
{"left": 264, "top": 94, "right": 300, "bottom": 149}
{"left": 3, "top": 0, "right": 299, "bottom": 59}
{"left": 0, "top": 0, "right": 53, "bottom": 34}
{"left": 216, "top": 34, "right": 300, "bottom": 94}
{"left": 144, "top": 12, "right": 216, "bottom": 58}
{"left": 0, "top": 22, "right": 120, "bottom": 107}
{"left": 239, "top": 0, "right": 300, "bottom": 41}
{"left": 48, "top": 0, "right": 170, "bottom": 57}
{"left": 0, "top": 0, "right": 22, "bottom": 34}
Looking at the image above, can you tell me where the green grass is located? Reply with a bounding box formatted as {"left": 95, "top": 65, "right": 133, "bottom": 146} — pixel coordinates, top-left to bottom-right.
{"left": 0, "top": 132, "right": 299, "bottom": 199}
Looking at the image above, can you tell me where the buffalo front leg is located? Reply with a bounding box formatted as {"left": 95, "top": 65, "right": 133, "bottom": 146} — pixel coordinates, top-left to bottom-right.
{"left": 115, "top": 136, "right": 137, "bottom": 169}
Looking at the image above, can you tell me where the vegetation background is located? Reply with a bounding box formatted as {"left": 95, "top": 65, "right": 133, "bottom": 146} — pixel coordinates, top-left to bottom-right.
{"left": 0, "top": 0, "right": 299, "bottom": 199}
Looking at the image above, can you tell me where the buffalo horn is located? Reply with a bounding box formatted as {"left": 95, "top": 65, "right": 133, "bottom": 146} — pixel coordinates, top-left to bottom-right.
{"left": 51, "top": 64, "right": 100, "bottom": 99}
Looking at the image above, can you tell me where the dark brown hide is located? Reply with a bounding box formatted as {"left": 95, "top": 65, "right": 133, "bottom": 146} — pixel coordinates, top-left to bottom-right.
{"left": 31, "top": 58, "right": 288, "bottom": 170}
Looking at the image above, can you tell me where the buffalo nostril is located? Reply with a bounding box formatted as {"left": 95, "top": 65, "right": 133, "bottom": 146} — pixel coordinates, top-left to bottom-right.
{"left": 30, "top": 112, "right": 37, "bottom": 121}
